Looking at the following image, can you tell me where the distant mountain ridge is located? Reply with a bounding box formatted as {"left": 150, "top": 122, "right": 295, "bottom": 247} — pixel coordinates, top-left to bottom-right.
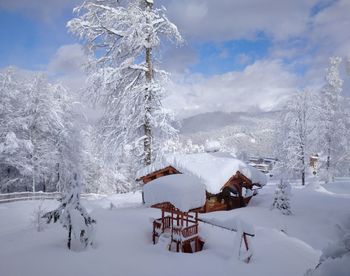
{"left": 178, "top": 110, "right": 280, "bottom": 158}
{"left": 180, "top": 111, "right": 280, "bottom": 134}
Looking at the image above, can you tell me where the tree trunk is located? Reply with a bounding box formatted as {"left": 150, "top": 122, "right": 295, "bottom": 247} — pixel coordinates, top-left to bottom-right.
{"left": 32, "top": 166, "right": 36, "bottom": 193}
{"left": 68, "top": 224, "right": 72, "bottom": 250}
{"left": 326, "top": 138, "right": 331, "bottom": 183}
{"left": 301, "top": 145, "right": 305, "bottom": 186}
{"left": 30, "top": 130, "right": 36, "bottom": 193}
{"left": 301, "top": 154, "right": 305, "bottom": 186}
{"left": 302, "top": 171, "right": 305, "bottom": 186}
{"left": 144, "top": 1, "right": 153, "bottom": 166}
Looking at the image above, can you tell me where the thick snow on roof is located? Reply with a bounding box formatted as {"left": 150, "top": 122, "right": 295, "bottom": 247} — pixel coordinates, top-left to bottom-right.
{"left": 143, "top": 174, "right": 206, "bottom": 212}
{"left": 137, "top": 152, "right": 267, "bottom": 194}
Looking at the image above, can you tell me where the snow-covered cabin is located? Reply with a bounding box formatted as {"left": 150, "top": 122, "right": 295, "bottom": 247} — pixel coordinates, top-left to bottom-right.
{"left": 248, "top": 157, "right": 277, "bottom": 174}
{"left": 137, "top": 152, "right": 267, "bottom": 212}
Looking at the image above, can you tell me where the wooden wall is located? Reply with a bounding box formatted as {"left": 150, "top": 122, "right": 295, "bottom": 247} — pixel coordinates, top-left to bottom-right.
{"left": 141, "top": 166, "right": 180, "bottom": 184}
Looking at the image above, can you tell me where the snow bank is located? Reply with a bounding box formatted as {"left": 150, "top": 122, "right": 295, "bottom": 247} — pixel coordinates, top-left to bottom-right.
{"left": 143, "top": 174, "right": 206, "bottom": 212}
{"left": 0, "top": 197, "right": 320, "bottom": 276}
{"left": 322, "top": 181, "right": 350, "bottom": 195}
{"left": 2, "top": 181, "right": 349, "bottom": 276}
{"left": 137, "top": 153, "right": 267, "bottom": 194}
{"left": 307, "top": 255, "right": 350, "bottom": 276}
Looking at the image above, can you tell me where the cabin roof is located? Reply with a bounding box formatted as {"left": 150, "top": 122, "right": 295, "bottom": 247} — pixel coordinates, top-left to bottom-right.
{"left": 143, "top": 174, "right": 206, "bottom": 212}
{"left": 137, "top": 152, "right": 267, "bottom": 194}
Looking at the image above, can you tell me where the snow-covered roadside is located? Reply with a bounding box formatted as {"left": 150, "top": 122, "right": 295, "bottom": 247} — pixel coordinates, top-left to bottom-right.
{"left": 220, "top": 181, "right": 350, "bottom": 250}
{"left": 0, "top": 182, "right": 349, "bottom": 276}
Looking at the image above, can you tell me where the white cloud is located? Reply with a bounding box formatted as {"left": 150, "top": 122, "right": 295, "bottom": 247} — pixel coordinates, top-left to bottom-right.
{"left": 164, "top": 59, "right": 299, "bottom": 118}
{"left": 162, "top": 0, "right": 317, "bottom": 42}
{"left": 48, "top": 44, "right": 87, "bottom": 75}
{"left": 306, "top": 1, "right": 350, "bottom": 95}
{"left": 47, "top": 44, "right": 88, "bottom": 93}
{"left": 311, "top": 0, "right": 350, "bottom": 56}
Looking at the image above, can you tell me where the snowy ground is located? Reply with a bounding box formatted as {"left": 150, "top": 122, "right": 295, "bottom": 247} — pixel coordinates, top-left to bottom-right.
{"left": 0, "top": 180, "right": 349, "bottom": 276}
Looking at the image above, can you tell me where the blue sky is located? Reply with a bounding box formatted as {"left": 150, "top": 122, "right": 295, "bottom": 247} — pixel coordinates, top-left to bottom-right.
{"left": 0, "top": 9, "right": 74, "bottom": 70}
{"left": 0, "top": 0, "right": 349, "bottom": 116}
{"left": 189, "top": 36, "right": 271, "bottom": 75}
{"left": 0, "top": 7, "right": 271, "bottom": 75}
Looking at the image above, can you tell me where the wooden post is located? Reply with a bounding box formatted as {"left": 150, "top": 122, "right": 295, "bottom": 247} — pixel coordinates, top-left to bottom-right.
{"left": 243, "top": 233, "right": 249, "bottom": 250}
{"left": 171, "top": 210, "right": 174, "bottom": 228}
{"left": 243, "top": 233, "right": 252, "bottom": 263}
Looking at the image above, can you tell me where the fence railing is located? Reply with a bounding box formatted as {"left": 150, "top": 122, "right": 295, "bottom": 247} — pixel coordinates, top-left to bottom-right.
{"left": 0, "top": 192, "right": 106, "bottom": 204}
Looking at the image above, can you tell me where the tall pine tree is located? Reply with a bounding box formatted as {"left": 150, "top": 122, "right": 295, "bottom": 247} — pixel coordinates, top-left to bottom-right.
{"left": 318, "top": 57, "right": 347, "bottom": 182}
{"left": 68, "top": 0, "right": 182, "bottom": 176}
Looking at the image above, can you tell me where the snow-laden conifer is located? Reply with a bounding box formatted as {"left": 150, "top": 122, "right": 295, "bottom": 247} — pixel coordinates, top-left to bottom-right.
{"left": 317, "top": 57, "right": 348, "bottom": 182}
{"left": 67, "top": 0, "right": 183, "bottom": 171}
{"left": 43, "top": 173, "right": 96, "bottom": 250}
{"left": 31, "top": 200, "right": 47, "bottom": 232}
{"left": 271, "top": 177, "right": 292, "bottom": 216}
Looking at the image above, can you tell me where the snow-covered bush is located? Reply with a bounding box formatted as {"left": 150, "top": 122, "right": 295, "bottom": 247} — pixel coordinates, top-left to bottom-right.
{"left": 31, "top": 200, "right": 47, "bottom": 232}
{"left": 204, "top": 140, "right": 221, "bottom": 153}
{"left": 43, "top": 174, "right": 96, "bottom": 251}
{"left": 109, "top": 202, "right": 116, "bottom": 210}
{"left": 271, "top": 179, "right": 292, "bottom": 215}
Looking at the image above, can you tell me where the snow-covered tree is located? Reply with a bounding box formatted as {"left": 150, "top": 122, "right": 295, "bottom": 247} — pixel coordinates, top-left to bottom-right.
{"left": 25, "top": 76, "right": 66, "bottom": 193}
{"left": 53, "top": 88, "right": 87, "bottom": 193}
{"left": 0, "top": 69, "right": 33, "bottom": 192}
{"left": 31, "top": 200, "right": 47, "bottom": 232}
{"left": 0, "top": 132, "right": 33, "bottom": 192}
{"left": 43, "top": 173, "right": 96, "bottom": 250}
{"left": 271, "top": 177, "right": 292, "bottom": 215}
{"left": 0, "top": 68, "right": 85, "bottom": 193}
{"left": 67, "top": 0, "right": 182, "bottom": 172}
{"left": 346, "top": 56, "right": 350, "bottom": 75}
{"left": 275, "top": 90, "right": 318, "bottom": 185}
{"left": 317, "top": 57, "right": 348, "bottom": 182}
